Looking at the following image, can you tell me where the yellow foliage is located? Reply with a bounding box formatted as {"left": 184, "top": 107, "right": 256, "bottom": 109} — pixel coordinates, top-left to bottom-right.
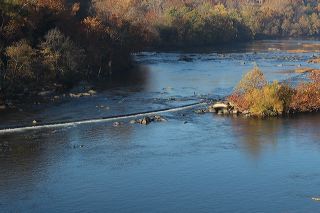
{"left": 5, "top": 40, "right": 36, "bottom": 81}
{"left": 244, "top": 82, "right": 284, "bottom": 117}
{"left": 234, "top": 66, "right": 267, "bottom": 95}
{"left": 229, "top": 68, "right": 295, "bottom": 117}
{"left": 213, "top": 4, "right": 228, "bottom": 16}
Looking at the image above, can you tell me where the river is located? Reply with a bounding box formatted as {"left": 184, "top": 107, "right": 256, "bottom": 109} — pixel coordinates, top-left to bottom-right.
{"left": 1, "top": 40, "right": 320, "bottom": 212}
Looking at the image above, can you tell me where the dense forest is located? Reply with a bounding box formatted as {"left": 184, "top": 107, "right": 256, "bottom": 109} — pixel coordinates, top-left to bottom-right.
{"left": 1, "top": 0, "right": 320, "bottom": 102}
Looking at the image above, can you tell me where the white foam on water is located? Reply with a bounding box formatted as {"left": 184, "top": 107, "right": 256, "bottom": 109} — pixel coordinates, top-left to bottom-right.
{"left": 0, "top": 102, "right": 207, "bottom": 134}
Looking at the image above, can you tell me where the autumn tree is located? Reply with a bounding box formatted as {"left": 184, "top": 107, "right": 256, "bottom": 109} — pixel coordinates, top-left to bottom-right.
{"left": 40, "top": 28, "right": 85, "bottom": 84}
{"left": 4, "top": 40, "right": 37, "bottom": 93}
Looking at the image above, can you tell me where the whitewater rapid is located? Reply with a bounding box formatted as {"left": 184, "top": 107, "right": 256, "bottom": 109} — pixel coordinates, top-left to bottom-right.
{"left": 0, "top": 102, "right": 207, "bottom": 135}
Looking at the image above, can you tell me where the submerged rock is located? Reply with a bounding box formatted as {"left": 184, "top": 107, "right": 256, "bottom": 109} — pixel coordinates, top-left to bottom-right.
{"left": 38, "top": 90, "right": 54, "bottom": 97}
{"left": 113, "top": 122, "right": 123, "bottom": 127}
{"left": 88, "top": 90, "right": 97, "bottom": 95}
{"left": 69, "top": 93, "right": 82, "bottom": 98}
{"left": 130, "top": 120, "right": 137, "bottom": 124}
{"left": 179, "top": 55, "right": 193, "bottom": 62}
{"left": 132, "top": 115, "right": 167, "bottom": 125}
{"left": 69, "top": 91, "right": 95, "bottom": 98}
{"left": 0, "top": 142, "right": 11, "bottom": 153}
{"left": 153, "top": 115, "right": 167, "bottom": 122}
{"left": 140, "top": 117, "right": 152, "bottom": 125}
{"left": 194, "top": 109, "right": 208, "bottom": 114}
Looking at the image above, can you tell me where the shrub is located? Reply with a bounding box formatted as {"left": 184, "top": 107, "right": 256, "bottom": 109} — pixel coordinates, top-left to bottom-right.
{"left": 244, "top": 82, "right": 294, "bottom": 117}
{"left": 228, "top": 93, "right": 250, "bottom": 112}
{"left": 290, "top": 72, "right": 320, "bottom": 112}
{"left": 229, "top": 68, "right": 295, "bottom": 117}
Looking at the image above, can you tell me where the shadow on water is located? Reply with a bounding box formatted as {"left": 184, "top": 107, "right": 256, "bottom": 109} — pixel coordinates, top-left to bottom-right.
{"left": 0, "top": 132, "right": 53, "bottom": 199}
{"left": 96, "top": 64, "right": 151, "bottom": 91}
{"left": 148, "top": 39, "right": 320, "bottom": 54}
{"left": 0, "top": 65, "right": 151, "bottom": 129}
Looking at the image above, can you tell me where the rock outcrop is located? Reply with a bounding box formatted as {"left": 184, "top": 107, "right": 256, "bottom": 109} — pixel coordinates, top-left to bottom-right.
{"left": 131, "top": 115, "right": 167, "bottom": 125}
{"left": 195, "top": 101, "right": 241, "bottom": 116}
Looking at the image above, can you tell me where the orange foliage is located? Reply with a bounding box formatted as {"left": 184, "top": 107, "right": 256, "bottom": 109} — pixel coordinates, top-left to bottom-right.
{"left": 71, "top": 3, "right": 81, "bottom": 16}
{"left": 82, "top": 17, "right": 105, "bottom": 33}
{"left": 228, "top": 68, "right": 295, "bottom": 117}
{"left": 36, "top": 0, "right": 66, "bottom": 12}
{"left": 290, "top": 72, "right": 320, "bottom": 112}
{"left": 228, "top": 93, "right": 251, "bottom": 112}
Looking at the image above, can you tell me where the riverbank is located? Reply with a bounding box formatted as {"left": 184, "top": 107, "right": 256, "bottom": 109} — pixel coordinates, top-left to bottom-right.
{"left": 3, "top": 0, "right": 320, "bottom": 112}
{"left": 1, "top": 39, "right": 320, "bottom": 129}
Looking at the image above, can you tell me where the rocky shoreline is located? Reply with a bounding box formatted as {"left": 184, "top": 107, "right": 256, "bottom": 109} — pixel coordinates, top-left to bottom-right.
{"left": 0, "top": 82, "right": 98, "bottom": 112}
{"left": 195, "top": 102, "right": 243, "bottom": 116}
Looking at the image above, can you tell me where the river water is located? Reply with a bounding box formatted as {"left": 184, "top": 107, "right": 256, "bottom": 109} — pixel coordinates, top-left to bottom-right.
{"left": 1, "top": 40, "right": 320, "bottom": 212}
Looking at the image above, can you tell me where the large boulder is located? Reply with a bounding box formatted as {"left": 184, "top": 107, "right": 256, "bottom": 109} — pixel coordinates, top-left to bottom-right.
{"left": 140, "top": 117, "right": 152, "bottom": 125}
{"left": 209, "top": 102, "right": 229, "bottom": 113}
{"left": 208, "top": 102, "right": 239, "bottom": 115}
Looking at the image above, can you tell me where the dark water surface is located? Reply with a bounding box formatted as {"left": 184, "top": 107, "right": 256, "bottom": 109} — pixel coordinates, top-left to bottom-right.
{"left": 1, "top": 40, "right": 320, "bottom": 212}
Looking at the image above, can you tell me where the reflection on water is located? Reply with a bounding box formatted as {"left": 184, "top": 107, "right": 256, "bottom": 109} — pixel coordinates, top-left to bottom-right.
{"left": 231, "top": 117, "right": 282, "bottom": 157}
{"left": 99, "top": 64, "right": 151, "bottom": 90}
{"left": 2, "top": 40, "right": 320, "bottom": 212}
{"left": 2, "top": 111, "right": 320, "bottom": 212}
{"left": 232, "top": 113, "right": 320, "bottom": 157}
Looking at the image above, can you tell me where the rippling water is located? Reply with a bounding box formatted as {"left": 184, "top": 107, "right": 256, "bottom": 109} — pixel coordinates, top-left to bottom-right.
{"left": 1, "top": 40, "right": 320, "bottom": 212}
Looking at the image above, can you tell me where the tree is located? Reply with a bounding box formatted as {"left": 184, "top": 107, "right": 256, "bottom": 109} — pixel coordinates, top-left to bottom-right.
{"left": 40, "top": 28, "right": 85, "bottom": 84}
{"left": 234, "top": 66, "right": 267, "bottom": 95}
{"left": 5, "top": 39, "right": 36, "bottom": 83}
